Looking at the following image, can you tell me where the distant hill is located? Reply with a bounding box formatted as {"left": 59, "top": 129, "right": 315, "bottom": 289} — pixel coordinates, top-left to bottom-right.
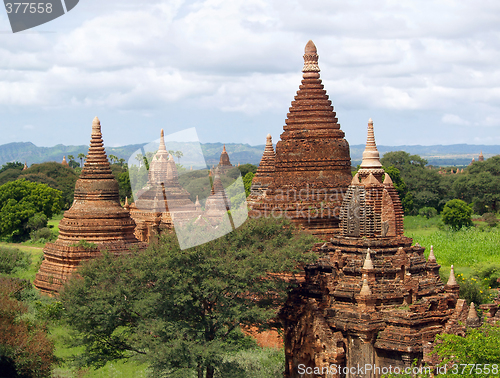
{"left": 0, "top": 141, "right": 498, "bottom": 168}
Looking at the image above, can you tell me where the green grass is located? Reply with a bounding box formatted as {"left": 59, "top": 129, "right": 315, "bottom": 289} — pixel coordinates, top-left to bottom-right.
{"left": 0, "top": 242, "right": 44, "bottom": 281}
{"left": 404, "top": 215, "right": 500, "bottom": 280}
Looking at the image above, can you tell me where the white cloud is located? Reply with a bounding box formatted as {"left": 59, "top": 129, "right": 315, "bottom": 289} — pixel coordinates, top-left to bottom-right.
{"left": 441, "top": 114, "right": 470, "bottom": 125}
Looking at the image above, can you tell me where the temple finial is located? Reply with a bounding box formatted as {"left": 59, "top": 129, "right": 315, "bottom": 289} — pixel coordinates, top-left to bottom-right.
{"left": 159, "top": 129, "right": 166, "bottom": 151}
{"left": 266, "top": 134, "right": 272, "bottom": 145}
{"left": 360, "top": 118, "right": 382, "bottom": 169}
{"left": 363, "top": 249, "right": 374, "bottom": 270}
{"left": 223, "top": 144, "right": 226, "bottom": 153}
{"left": 91, "top": 116, "right": 101, "bottom": 136}
{"left": 360, "top": 279, "right": 372, "bottom": 296}
{"left": 303, "top": 40, "right": 320, "bottom": 77}
{"left": 428, "top": 245, "right": 436, "bottom": 263}
{"left": 447, "top": 265, "right": 457, "bottom": 286}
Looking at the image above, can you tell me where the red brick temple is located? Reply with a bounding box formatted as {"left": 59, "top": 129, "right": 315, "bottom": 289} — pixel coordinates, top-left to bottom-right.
{"left": 34, "top": 117, "right": 143, "bottom": 294}
{"left": 279, "top": 119, "right": 471, "bottom": 378}
{"left": 248, "top": 40, "right": 352, "bottom": 238}
{"left": 217, "top": 144, "right": 233, "bottom": 172}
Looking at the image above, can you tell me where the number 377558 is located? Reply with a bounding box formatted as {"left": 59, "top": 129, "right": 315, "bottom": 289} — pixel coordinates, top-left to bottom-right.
{"left": 5, "top": 3, "right": 53, "bottom": 13}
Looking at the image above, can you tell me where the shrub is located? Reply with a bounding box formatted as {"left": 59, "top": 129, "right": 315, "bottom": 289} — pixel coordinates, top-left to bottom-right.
{"left": 30, "top": 227, "right": 53, "bottom": 242}
{"left": 473, "top": 262, "right": 500, "bottom": 289}
{"left": 0, "top": 246, "right": 31, "bottom": 274}
{"left": 456, "top": 273, "right": 492, "bottom": 305}
{"left": 419, "top": 207, "right": 438, "bottom": 219}
{"left": 442, "top": 199, "right": 473, "bottom": 231}
{"left": 482, "top": 213, "right": 498, "bottom": 227}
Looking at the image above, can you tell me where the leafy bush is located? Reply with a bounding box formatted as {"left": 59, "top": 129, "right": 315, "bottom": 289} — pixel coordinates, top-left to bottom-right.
{"left": 0, "top": 246, "right": 31, "bottom": 274}
{"left": 25, "top": 212, "right": 48, "bottom": 233}
{"left": 456, "top": 272, "right": 496, "bottom": 305}
{"left": 30, "top": 227, "right": 54, "bottom": 242}
{"left": 442, "top": 199, "right": 473, "bottom": 231}
{"left": 473, "top": 263, "right": 500, "bottom": 289}
{"left": 419, "top": 207, "right": 437, "bottom": 219}
{"left": 482, "top": 213, "right": 498, "bottom": 227}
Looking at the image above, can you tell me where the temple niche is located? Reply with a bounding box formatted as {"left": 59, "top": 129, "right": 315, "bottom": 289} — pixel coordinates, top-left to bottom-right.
{"left": 34, "top": 117, "right": 144, "bottom": 295}
{"left": 248, "top": 40, "right": 352, "bottom": 238}
{"left": 279, "top": 119, "right": 471, "bottom": 378}
{"left": 127, "top": 129, "right": 200, "bottom": 243}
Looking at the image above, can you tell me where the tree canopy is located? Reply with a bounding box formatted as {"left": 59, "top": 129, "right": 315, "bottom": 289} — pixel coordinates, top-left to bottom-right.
{"left": 0, "top": 179, "right": 62, "bottom": 240}
{"left": 60, "top": 217, "right": 319, "bottom": 378}
{"left": 442, "top": 199, "right": 473, "bottom": 230}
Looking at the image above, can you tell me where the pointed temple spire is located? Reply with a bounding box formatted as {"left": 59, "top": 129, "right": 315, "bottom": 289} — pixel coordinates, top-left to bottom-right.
{"left": 428, "top": 245, "right": 436, "bottom": 263}
{"left": 218, "top": 144, "right": 232, "bottom": 169}
{"left": 248, "top": 40, "right": 352, "bottom": 237}
{"left": 383, "top": 172, "right": 393, "bottom": 185}
{"left": 447, "top": 265, "right": 458, "bottom": 286}
{"left": 467, "top": 302, "right": 481, "bottom": 328}
{"left": 360, "top": 279, "right": 372, "bottom": 296}
{"left": 350, "top": 172, "right": 360, "bottom": 185}
{"left": 34, "top": 117, "right": 142, "bottom": 294}
{"left": 248, "top": 133, "right": 276, "bottom": 199}
{"left": 62, "top": 156, "right": 68, "bottom": 166}
{"left": 23, "top": 161, "right": 27, "bottom": 170}
{"left": 479, "top": 150, "right": 484, "bottom": 161}
{"left": 360, "top": 118, "right": 383, "bottom": 170}
{"left": 363, "top": 249, "right": 374, "bottom": 270}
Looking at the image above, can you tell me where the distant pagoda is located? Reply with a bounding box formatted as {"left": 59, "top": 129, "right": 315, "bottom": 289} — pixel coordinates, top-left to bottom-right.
{"left": 248, "top": 40, "right": 352, "bottom": 238}
{"left": 34, "top": 117, "right": 143, "bottom": 294}
{"left": 217, "top": 144, "right": 233, "bottom": 172}
{"left": 127, "top": 129, "right": 199, "bottom": 242}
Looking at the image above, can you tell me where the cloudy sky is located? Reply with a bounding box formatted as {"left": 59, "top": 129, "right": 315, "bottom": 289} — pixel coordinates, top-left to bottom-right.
{"left": 1, "top": 0, "right": 500, "bottom": 149}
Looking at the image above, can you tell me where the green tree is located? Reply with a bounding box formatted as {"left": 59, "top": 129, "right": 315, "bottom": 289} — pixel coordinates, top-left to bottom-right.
{"left": 434, "top": 322, "right": 500, "bottom": 376}
{"left": 0, "top": 161, "right": 24, "bottom": 175}
{"left": 174, "top": 150, "right": 183, "bottom": 163}
{"left": 19, "top": 162, "right": 78, "bottom": 209}
{"left": 243, "top": 172, "right": 255, "bottom": 197}
{"left": 238, "top": 164, "right": 258, "bottom": 177}
{"left": 109, "top": 154, "right": 118, "bottom": 164}
{"left": 442, "top": 199, "right": 473, "bottom": 231}
{"left": 61, "top": 217, "right": 318, "bottom": 378}
{"left": 0, "top": 179, "right": 62, "bottom": 240}
{"left": 77, "top": 153, "right": 86, "bottom": 167}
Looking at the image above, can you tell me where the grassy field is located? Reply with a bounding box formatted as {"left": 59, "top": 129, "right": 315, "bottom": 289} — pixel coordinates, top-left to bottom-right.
{"left": 404, "top": 215, "right": 500, "bottom": 279}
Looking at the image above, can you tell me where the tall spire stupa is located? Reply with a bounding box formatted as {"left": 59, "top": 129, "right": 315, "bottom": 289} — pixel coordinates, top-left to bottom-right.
{"left": 248, "top": 133, "right": 275, "bottom": 201}
{"left": 248, "top": 40, "right": 352, "bottom": 238}
{"left": 34, "top": 117, "right": 143, "bottom": 294}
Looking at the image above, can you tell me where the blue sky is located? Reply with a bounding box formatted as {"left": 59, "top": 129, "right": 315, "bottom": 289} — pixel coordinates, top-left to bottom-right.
{"left": 1, "top": 0, "right": 500, "bottom": 148}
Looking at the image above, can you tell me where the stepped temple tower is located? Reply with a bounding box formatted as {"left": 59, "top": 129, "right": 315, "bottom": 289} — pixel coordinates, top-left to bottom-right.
{"left": 248, "top": 40, "right": 352, "bottom": 238}
{"left": 217, "top": 144, "right": 233, "bottom": 172}
{"left": 249, "top": 134, "right": 275, "bottom": 198}
{"left": 34, "top": 117, "right": 143, "bottom": 294}
{"left": 127, "top": 129, "right": 199, "bottom": 242}
{"left": 279, "top": 120, "right": 469, "bottom": 378}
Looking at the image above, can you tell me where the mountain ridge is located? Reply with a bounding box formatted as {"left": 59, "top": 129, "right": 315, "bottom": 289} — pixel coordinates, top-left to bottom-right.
{"left": 0, "top": 141, "right": 497, "bottom": 168}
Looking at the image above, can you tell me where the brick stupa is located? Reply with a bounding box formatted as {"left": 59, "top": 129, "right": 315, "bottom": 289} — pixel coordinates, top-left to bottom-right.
{"left": 249, "top": 134, "right": 275, "bottom": 198}
{"left": 248, "top": 40, "right": 352, "bottom": 238}
{"left": 127, "top": 129, "right": 199, "bottom": 242}
{"left": 280, "top": 120, "right": 468, "bottom": 377}
{"left": 34, "top": 117, "right": 143, "bottom": 294}
{"left": 217, "top": 144, "right": 233, "bottom": 172}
